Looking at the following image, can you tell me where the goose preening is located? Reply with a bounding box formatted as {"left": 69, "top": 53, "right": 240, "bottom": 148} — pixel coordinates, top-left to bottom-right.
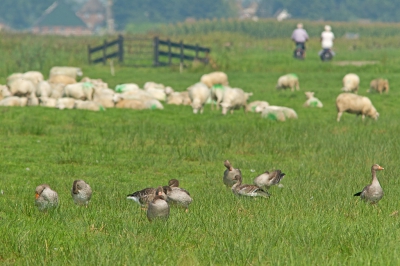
{"left": 127, "top": 187, "right": 157, "bottom": 208}
{"left": 223, "top": 160, "right": 242, "bottom": 187}
{"left": 231, "top": 175, "right": 269, "bottom": 198}
{"left": 253, "top": 170, "right": 286, "bottom": 192}
{"left": 354, "top": 164, "right": 384, "bottom": 204}
{"left": 147, "top": 186, "right": 170, "bottom": 222}
{"left": 164, "top": 179, "right": 192, "bottom": 212}
{"left": 35, "top": 184, "right": 59, "bottom": 211}
{"left": 71, "top": 180, "right": 92, "bottom": 206}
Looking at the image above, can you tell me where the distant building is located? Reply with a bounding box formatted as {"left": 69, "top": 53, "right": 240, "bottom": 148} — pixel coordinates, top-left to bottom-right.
{"left": 32, "top": 1, "right": 91, "bottom": 36}
{"left": 76, "top": 0, "right": 106, "bottom": 32}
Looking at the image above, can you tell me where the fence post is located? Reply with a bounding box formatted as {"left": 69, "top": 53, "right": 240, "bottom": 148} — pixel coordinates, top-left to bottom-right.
{"left": 118, "top": 34, "right": 124, "bottom": 63}
{"left": 167, "top": 39, "right": 172, "bottom": 65}
{"left": 103, "top": 40, "right": 107, "bottom": 65}
{"left": 153, "top": 36, "right": 159, "bottom": 67}
{"left": 195, "top": 44, "right": 199, "bottom": 59}
{"left": 180, "top": 40, "right": 184, "bottom": 65}
{"left": 88, "top": 45, "right": 91, "bottom": 64}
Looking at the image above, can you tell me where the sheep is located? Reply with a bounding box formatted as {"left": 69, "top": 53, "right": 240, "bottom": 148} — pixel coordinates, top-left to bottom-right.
{"left": 144, "top": 87, "right": 168, "bottom": 101}
{"left": 303, "top": 92, "right": 323, "bottom": 108}
{"left": 49, "top": 83, "right": 66, "bottom": 99}
{"left": 48, "top": 75, "right": 76, "bottom": 85}
{"left": 336, "top": 93, "right": 379, "bottom": 122}
{"left": 369, "top": 78, "right": 389, "bottom": 94}
{"left": 0, "top": 85, "right": 12, "bottom": 100}
{"left": 246, "top": 101, "right": 270, "bottom": 112}
{"left": 167, "top": 91, "right": 190, "bottom": 105}
{"left": 6, "top": 73, "right": 23, "bottom": 86}
{"left": 115, "top": 99, "right": 164, "bottom": 110}
{"left": 276, "top": 74, "right": 300, "bottom": 91}
{"left": 36, "top": 81, "right": 52, "bottom": 98}
{"left": 23, "top": 71, "right": 44, "bottom": 85}
{"left": 112, "top": 89, "right": 154, "bottom": 104}
{"left": 50, "top": 66, "right": 83, "bottom": 79}
{"left": 0, "top": 96, "right": 28, "bottom": 107}
{"left": 93, "top": 88, "right": 115, "bottom": 108}
{"left": 220, "top": 87, "right": 253, "bottom": 115}
{"left": 39, "top": 97, "right": 57, "bottom": 108}
{"left": 81, "top": 77, "right": 108, "bottom": 90}
{"left": 27, "top": 97, "right": 39, "bottom": 106}
{"left": 63, "top": 82, "right": 94, "bottom": 101}
{"left": 200, "top": 72, "right": 229, "bottom": 88}
{"left": 56, "top": 97, "right": 76, "bottom": 110}
{"left": 210, "top": 84, "right": 228, "bottom": 110}
{"left": 188, "top": 82, "right": 211, "bottom": 114}
{"left": 261, "top": 106, "right": 298, "bottom": 121}
{"left": 342, "top": 73, "right": 360, "bottom": 93}
{"left": 8, "top": 79, "right": 36, "bottom": 97}
{"left": 114, "top": 83, "right": 140, "bottom": 93}
{"left": 144, "top": 82, "right": 165, "bottom": 90}
{"left": 74, "top": 100, "right": 105, "bottom": 111}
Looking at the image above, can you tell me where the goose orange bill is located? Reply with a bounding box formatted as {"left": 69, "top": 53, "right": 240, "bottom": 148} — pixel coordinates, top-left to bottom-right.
{"left": 378, "top": 166, "right": 384, "bottom": 170}
{"left": 35, "top": 193, "right": 40, "bottom": 199}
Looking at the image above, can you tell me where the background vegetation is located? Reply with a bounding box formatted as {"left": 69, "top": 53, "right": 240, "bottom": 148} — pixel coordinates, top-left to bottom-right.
{"left": 1, "top": 20, "right": 400, "bottom": 265}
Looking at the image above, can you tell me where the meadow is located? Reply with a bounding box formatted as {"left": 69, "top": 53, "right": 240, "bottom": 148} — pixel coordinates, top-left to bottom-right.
{"left": 1, "top": 21, "right": 400, "bottom": 265}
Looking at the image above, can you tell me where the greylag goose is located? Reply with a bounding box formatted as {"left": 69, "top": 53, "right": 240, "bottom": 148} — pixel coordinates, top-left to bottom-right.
{"left": 164, "top": 179, "right": 192, "bottom": 212}
{"left": 354, "top": 164, "right": 384, "bottom": 204}
{"left": 35, "top": 184, "right": 59, "bottom": 211}
{"left": 223, "top": 160, "right": 242, "bottom": 187}
{"left": 253, "top": 170, "right": 286, "bottom": 192}
{"left": 231, "top": 175, "right": 269, "bottom": 198}
{"left": 147, "top": 186, "right": 170, "bottom": 221}
{"left": 127, "top": 187, "right": 157, "bottom": 208}
{"left": 71, "top": 180, "right": 92, "bottom": 206}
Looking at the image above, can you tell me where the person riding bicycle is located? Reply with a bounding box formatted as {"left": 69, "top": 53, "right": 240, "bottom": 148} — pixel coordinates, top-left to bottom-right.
{"left": 291, "top": 23, "right": 309, "bottom": 58}
{"left": 319, "top": 25, "right": 335, "bottom": 57}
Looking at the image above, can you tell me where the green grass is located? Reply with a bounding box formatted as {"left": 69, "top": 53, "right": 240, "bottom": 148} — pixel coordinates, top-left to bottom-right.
{"left": 2, "top": 27, "right": 400, "bottom": 265}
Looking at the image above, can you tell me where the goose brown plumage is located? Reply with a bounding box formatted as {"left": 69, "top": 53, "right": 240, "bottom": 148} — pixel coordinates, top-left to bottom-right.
{"left": 231, "top": 175, "right": 269, "bottom": 198}
{"left": 354, "top": 164, "right": 384, "bottom": 204}
{"left": 35, "top": 184, "right": 59, "bottom": 211}
{"left": 223, "top": 160, "right": 242, "bottom": 187}
{"left": 253, "top": 170, "right": 286, "bottom": 192}
{"left": 71, "top": 180, "right": 92, "bottom": 206}
{"left": 147, "top": 186, "right": 170, "bottom": 221}
{"left": 164, "top": 179, "right": 192, "bottom": 212}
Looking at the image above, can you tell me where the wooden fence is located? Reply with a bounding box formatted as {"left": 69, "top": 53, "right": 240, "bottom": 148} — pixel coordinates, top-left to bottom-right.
{"left": 88, "top": 35, "right": 210, "bottom": 67}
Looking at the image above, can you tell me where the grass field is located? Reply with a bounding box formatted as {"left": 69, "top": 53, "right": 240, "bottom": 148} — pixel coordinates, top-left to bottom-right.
{"left": 1, "top": 25, "right": 400, "bottom": 265}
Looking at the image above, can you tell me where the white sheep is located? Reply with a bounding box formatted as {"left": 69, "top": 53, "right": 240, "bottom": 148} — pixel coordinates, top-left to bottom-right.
{"left": 50, "top": 66, "right": 83, "bottom": 79}
{"left": 276, "top": 74, "right": 300, "bottom": 91}
{"left": 0, "top": 85, "right": 12, "bottom": 100}
{"left": 8, "top": 79, "right": 36, "bottom": 97}
{"left": 368, "top": 78, "right": 389, "bottom": 94}
{"left": 210, "top": 84, "right": 228, "bottom": 110}
{"left": 113, "top": 89, "right": 154, "bottom": 104}
{"left": 144, "top": 81, "right": 165, "bottom": 90}
{"left": 56, "top": 97, "right": 76, "bottom": 110}
{"left": 27, "top": 97, "right": 39, "bottom": 106}
{"left": 342, "top": 73, "right": 360, "bottom": 93}
{"left": 303, "top": 92, "right": 323, "bottom": 108}
{"left": 6, "top": 73, "right": 23, "bottom": 86}
{"left": 144, "top": 87, "right": 167, "bottom": 101}
{"left": 188, "top": 82, "right": 211, "bottom": 114}
{"left": 93, "top": 88, "right": 115, "bottom": 108}
{"left": 49, "top": 83, "right": 66, "bottom": 99}
{"left": 23, "top": 71, "right": 44, "bottom": 85}
{"left": 48, "top": 75, "right": 76, "bottom": 85}
{"left": 220, "top": 87, "right": 253, "bottom": 115}
{"left": 200, "top": 72, "right": 229, "bottom": 88}
{"left": 114, "top": 83, "right": 140, "bottom": 93}
{"left": 74, "top": 100, "right": 105, "bottom": 111}
{"left": 63, "top": 82, "right": 94, "bottom": 101}
{"left": 246, "top": 101, "right": 270, "bottom": 112}
{"left": 0, "top": 96, "right": 27, "bottom": 107}
{"left": 39, "top": 97, "right": 57, "bottom": 108}
{"left": 167, "top": 91, "right": 191, "bottom": 105}
{"left": 261, "top": 106, "right": 298, "bottom": 121}
{"left": 115, "top": 99, "right": 163, "bottom": 110}
{"left": 81, "top": 77, "right": 108, "bottom": 90}
{"left": 36, "top": 81, "right": 52, "bottom": 98}
{"left": 336, "top": 93, "right": 379, "bottom": 122}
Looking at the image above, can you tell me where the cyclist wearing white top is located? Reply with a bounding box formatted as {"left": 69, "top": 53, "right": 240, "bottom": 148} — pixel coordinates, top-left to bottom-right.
{"left": 321, "top": 25, "right": 334, "bottom": 49}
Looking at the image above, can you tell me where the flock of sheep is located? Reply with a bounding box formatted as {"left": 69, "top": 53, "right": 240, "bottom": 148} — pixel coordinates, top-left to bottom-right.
{"left": 0, "top": 67, "right": 388, "bottom": 122}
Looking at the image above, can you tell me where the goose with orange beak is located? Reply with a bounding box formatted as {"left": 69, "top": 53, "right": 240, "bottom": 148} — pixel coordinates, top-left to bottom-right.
{"left": 35, "top": 184, "right": 59, "bottom": 211}
{"left": 354, "top": 164, "right": 384, "bottom": 204}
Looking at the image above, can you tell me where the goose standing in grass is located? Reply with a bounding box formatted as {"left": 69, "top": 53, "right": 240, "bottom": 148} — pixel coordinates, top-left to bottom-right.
{"left": 223, "top": 160, "right": 242, "bottom": 187}
{"left": 71, "top": 180, "right": 92, "bottom": 206}
{"left": 231, "top": 175, "right": 269, "bottom": 198}
{"left": 147, "top": 186, "right": 170, "bottom": 222}
{"left": 127, "top": 187, "right": 157, "bottom": 208}
{"left": 253, "top": 170, "right": 286, "bottom": 192}
{"left": 354, "top": 164, "right": 384, "bottom": 204}
{"left": 35, "top": 184, "right": 59, "bottom": 211}
{"left": 164, "top": 179, "right": 192, "bottom": 212}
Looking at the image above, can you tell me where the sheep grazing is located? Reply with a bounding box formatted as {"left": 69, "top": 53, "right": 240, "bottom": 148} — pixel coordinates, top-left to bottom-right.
{"left": 56, "top": 97, "right": 76, "bottom": 110}
{"left": 303, "top": 92, "right": 323, "bottom": 108}
{"left": 39, "top": 97, "right": 57, "bottom": 108}
{"left": 210, "top": 84, "right": 228, "bottom": 110}
{"left": 246, "top": 101, "right": 270, "bottom": 112}
{"left": 188, "top": 82, "right": 211, "bottom": 114}
{"left": 63, "top": 82, "right": 94, "bottom": 101}
{"left": 115, "top": 99, "right": 164, "bottom": 110}
{"left": 74, "top": 100, "right": 105, "bottom": 112}
{"left": 342, "top": 73, "right": 360, "bottom": 93}
{"left": 0, "top": 96, "right": 28, "bottom": 107}
{"left": 276, "top": 74, "right": 300, "bottom": 91}
{"left": 336, "top": 93, "right": 379, "bottom": 122}
{"left": 50, "top": 66, "right": 83, "bottom": 79}
{"left": 200, "top": 71, "right": 229, "bottom": 88}
{"left": 220, "top": 87, "right": 253, "bottom": 115}
{"left": 48, "top": 75, "right": 76, "bottom": 85}
{"left": 261, "top": 106, "right": 298, "bottom": 121}
{"left": 8, "top": 79, "right": 36, "bottom": 98}
{"left": 22, "top": 71, "right": 44, "bottom": 85}
{"left": 369, "top": 78, "right": 389, "bottom": 94}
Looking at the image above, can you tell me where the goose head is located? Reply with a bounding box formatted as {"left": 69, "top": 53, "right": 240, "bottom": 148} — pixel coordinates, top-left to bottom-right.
{"left": 168, "top": 179, "right": 179, "bottom": 187}
{"left": 372, "top": 164, "right": 384, "bottom": 171}
{"left": 35, "top": 184, "right": 50, "bottom": 199}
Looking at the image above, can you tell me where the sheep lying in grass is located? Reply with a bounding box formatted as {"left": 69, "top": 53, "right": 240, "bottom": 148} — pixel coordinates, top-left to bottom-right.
{"left": 49, "top": 83, "right": 65, "bottom": 99}
{"left": 144, "top": 82, "right": 165, "bottom": 90}
{"left": 188, "top": 82, "right": 210, "bottom": 114}
{"left": 48, "top": 75, "right": 76, "bottom": 85}
{"left": 369, "top": 78, "right": 389, "bottom": 94}
{"left": 115, "top": 99, "right": 163, "bottom": 110}
{"left": 276, "top": 74, "right": 300, "bottom": 91}
{"left": 56, "top": 97, "right": 76, "bottom": 110}
{"left": 50, "top": 66, "right": 82, "bottom": 79}
{"left": 74, "top": 100, "right": 105, "bottom": 111}
{"left": 93, "top": 88, "right": 115, "bottom": 108}
{"left": 220, "top": 87, "right": 253, "bottom": 115}
{"left": 336, "top": 93, "right": 379, "bottom": 122}
{"left": 261, "top": 106, "right": 298, "bottom": 121}
{"left": 200, "top": 71, "right": 229, "bottom": 88}
{"left": 246, "top": 101, "right": 269, "bottom": 112}
{"left": 0, "top": 85, "right": 12, "bottom": 100}
{"left": 167, "top": 91, "right": 191, "bottom": 105}
{"left": 8, "top": 79, "right": 36, "bottom": 98}
{"left": 6, "top": 73, "right": 23, "bottom": 86}
{"left": 63, "top": 83, "right": 94, "bottom": 101}
{"left": 27, "top": 97, "right": 39, "bottom": 106}
{"left": 303, "top": 92, "right": 323, "bottom": 108}
{"left": 39, "top": 97, "right": 57, "bottom": 108}
{"left": 342, "top": 73, "right": 360, "bottom": 93}
{"left": 115, "top": 83, "right": 140, "bottom": 93}
{"left": 36, "top": 81, "right": 52, "bottom": 98}
{"left": 23, "top": 71, "right": 44, "bottom": 85}
{"left": 0, "top": 96, "right": 28, "bottom": 107}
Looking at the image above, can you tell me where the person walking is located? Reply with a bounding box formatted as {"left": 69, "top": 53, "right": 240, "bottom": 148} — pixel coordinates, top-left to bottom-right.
{"left": 291, "top": 23, "right": 309, "bottom": 58}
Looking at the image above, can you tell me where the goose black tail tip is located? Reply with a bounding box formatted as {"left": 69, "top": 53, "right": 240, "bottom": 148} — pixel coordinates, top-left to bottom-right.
{"left": 353, "top": 192, "right": 362, "bottom": 197}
